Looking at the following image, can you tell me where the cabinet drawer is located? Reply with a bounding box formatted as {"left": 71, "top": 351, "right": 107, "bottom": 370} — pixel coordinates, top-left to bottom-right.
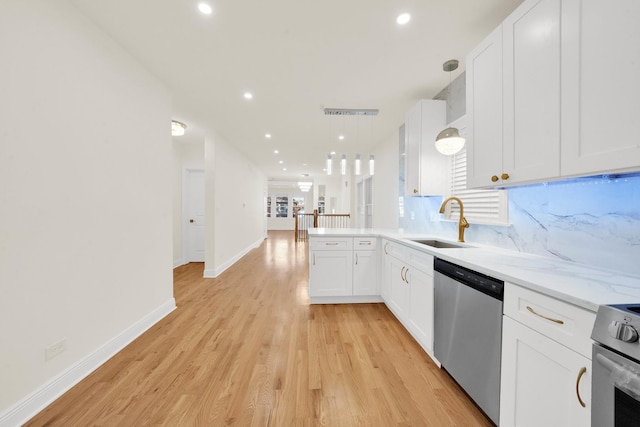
{"left": 504, "top": 283, "right": 596, "bottom": 359}
{"left": 407, "top": 249, "right": 433, "bottom": 275}
{"left": 354, "top": 237, "right": 377, "bottom": 250}
{"left": 310, "top": 237, "right": 353, "bottom": 251}
{"left": 383, "top": 240, "right": 407, "bottom": 260}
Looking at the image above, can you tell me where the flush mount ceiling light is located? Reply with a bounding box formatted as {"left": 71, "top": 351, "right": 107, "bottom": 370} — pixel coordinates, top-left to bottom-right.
{"left": 435, "top": 59, "right": 465, "bottom": 155}
{"left": 171, "top": 120, "right": 187, "bottom": 136}
{"left": 198, "top": 2, "right": 213, "bottom": 15}
{"left": 396, "top": 13, "right": 411, "bottom": 25}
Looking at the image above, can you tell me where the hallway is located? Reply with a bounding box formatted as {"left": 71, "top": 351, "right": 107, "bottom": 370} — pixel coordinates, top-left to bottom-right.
{"left": 26, "top": 231, "right": 491, "bottom": 426}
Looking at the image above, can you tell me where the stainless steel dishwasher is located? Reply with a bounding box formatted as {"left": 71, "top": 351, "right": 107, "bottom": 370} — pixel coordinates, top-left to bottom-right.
{"left": 434, "top": 258, "right": 504, "bottom": 425}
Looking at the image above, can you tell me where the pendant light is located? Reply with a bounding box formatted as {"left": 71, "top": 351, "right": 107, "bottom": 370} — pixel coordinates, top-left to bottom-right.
{"left": 326, "top": 154, "right": 333, "bottom": 175}
{"left": 369, "top": 155, "right": 375, "bottom": 176}
{"left": 340, "top": 154, "right": 347, "bottom": 175}
{"left": 171, "top": 120, "right": 187, "bottom": 136}
{"left": 435, "top": 59, "right": 465, "bottom": 155}
{"left": 354, "top": 154, "right": 361, "bottom": 176}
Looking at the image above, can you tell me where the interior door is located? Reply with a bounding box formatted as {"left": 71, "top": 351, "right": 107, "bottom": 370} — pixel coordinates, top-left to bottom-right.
{"left": 186, "top": 169, "right": 205, "bottom": 262}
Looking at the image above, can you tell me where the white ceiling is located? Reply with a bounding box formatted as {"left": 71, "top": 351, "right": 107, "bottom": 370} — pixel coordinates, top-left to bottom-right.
{"left": 71, "top": 0, "right": 523, "bottom": 181}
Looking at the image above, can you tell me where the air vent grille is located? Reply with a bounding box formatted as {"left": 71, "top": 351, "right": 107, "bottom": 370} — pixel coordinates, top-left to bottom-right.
{"left": 323, "top": 108, "right": 379, "bottom": 116}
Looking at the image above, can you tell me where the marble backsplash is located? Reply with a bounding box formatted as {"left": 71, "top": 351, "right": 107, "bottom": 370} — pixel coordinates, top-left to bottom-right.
{"left": 400, "top": 174, "right": 640, "bottom": 277}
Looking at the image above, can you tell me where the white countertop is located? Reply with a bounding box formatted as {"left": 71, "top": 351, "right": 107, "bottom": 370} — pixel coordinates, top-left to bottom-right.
{"left": 309, "top": 228, "right": 640, "bottom": 312}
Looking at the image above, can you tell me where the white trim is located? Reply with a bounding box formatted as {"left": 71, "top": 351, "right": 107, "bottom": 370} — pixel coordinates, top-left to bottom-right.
{"left": 0, "top": 299, "right": 176, "bottom": 427}
{"left": 310, "top": 295, "right": 384, "bottom": 304}
{"left": 203, "top": 237, "right": 264, "bottom": 278}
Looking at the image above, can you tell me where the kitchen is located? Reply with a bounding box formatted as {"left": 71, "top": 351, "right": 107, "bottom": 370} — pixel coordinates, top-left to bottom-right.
{"left": 2, "top": 0, "right": 640, "bottom": 426}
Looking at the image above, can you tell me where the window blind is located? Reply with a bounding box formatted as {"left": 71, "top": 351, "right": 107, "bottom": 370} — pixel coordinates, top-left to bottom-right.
{"left": 446, "top": 147, "right": 508, "bottom": 225}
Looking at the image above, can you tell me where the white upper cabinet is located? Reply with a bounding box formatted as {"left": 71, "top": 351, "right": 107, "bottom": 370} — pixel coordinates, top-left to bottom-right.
{"left": 467, "top": 0, "right": 561, "bottom": 188}
{"left": 404, "top": 100, "right": 448, "bottom": 196}
{"left": 466, "top": 26, "right": 504, "bottom": 188}
{"left": 503, "top": 0, "right": 561, "bottom": 183}
{"left": 561, "top": 0, "right": 640, "bottom": 176}
{"left": 467, "top": 0, "right": 639, "bottom": 188}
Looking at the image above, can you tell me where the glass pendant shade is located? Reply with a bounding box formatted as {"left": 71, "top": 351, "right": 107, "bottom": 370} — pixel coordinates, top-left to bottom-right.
{"left": 435, "top": 127, "right": 465, "bottom": 155}
{"left": 340, "top": 154, "right": 347, "bottom": 175}
{"left": 326, "top": 154, "right": 333, "bottom": 175}
{"left": 354, "top": 154, "right": 361, "bottom": 175}
{"left": 369, "top": 155, "right": 375, "bottom": 175}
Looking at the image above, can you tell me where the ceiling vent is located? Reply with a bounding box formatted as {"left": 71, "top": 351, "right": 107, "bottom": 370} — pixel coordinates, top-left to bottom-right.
{"left": 323, "top": 108, "right": 379, "bottom": 116}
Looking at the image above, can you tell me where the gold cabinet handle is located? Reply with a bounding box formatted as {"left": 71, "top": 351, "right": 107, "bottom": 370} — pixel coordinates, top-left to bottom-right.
{"left": 355, "top": 253, "right": 359, "bottom": 265}
{"left": 576, "top": 367, "right": 587, "bottom": 408}
{"left": 400, "top": 266, "right": 405, "bottom": 282}
{"left": 491, "top": 175, "right": 499, "bottom": 182}
{"left": 501, "top": 173, "right": 510, "bottom": 180}
{"left": 359, "top": 241, "right": 372, "bottom": 245}
{"left": 384, "top": 242, "right": 389, "bottom": 255}
{"left": 413, "top": 188, "right": 418, "bottom": 194}
{"left": 325, "top": 242, "right": 339, "bottom": 246}
{"left": 526, "top": 306, "right": 565, "bottom": 324}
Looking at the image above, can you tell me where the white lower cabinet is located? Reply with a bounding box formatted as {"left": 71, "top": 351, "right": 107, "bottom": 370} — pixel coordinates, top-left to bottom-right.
{"left": 381, "top": 240, "right": 435, "bottom": 360}
{"left": 500, "top": 283, "right": 593, "bottom": 427}
{"left": 309, "top": 236, "right": 380, "bottom": 303}
{"left": 309, "top": 250, "right": 353, "bottom": 297}
{"left": 500, "top": 317, "right": 591, "bottom": 427}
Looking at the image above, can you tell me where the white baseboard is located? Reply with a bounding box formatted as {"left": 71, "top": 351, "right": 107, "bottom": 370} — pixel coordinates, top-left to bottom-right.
{"left": 203, "top": 237, "right": 264, "bottom": 278}
{"left": 0, "top": 299, "right": 176, "bottom": 427}
{"left": 309, "top": 295, "right": 385, "bottom": 304}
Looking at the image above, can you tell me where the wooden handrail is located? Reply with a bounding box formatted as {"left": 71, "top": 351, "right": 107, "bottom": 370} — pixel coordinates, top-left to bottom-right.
{"left": 294, "top": 210, "right": 351, "bottom": 241}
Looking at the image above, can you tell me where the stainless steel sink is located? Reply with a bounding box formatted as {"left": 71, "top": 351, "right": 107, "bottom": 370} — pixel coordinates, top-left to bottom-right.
{"left": 410, "top": 239, "right": 473, "bottom": 249}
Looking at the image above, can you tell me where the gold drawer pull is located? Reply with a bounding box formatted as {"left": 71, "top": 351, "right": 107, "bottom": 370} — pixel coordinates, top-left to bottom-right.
{"left": 576, "top": 367, "right": 587, "bottom": 408}
{"left": 358, "top": 241, "right": 372, "bottom": 245}
{"left": 325, "top": 242, "right": 339, "bottom": 246}
{"left": 526, "top": 306, "right": 564, "bottom": 324}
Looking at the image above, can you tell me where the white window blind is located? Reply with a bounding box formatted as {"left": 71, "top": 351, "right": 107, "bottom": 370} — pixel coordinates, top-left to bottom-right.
{"left": 445, "top": 146, "right": 509, "bottom": 226}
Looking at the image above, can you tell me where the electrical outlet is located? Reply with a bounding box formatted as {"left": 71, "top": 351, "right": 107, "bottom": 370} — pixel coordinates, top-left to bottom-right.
{"left": 45, "top": 338, "right": 66, "bottom": 361}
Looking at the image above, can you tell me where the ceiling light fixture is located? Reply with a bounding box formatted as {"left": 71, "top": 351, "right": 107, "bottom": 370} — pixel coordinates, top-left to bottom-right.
{"left": 326, "top": 154, "right": 333, "bottom": 175}
{"left": 243, "top": 92, "right": 253, "bottom": 100}
{"left": 273, "top": 150, "right": 279, "bottom": 154}
{"left": 397, "top": 13, "right": 411, "bottom": 25}
{"left": 198, "top": 3, "right": 213, "bottom": 15}
{"left": 338, "top": 135, "right": 345, "bottom": 140}
{"left": 340, "top": 154, "right": 347, "bottom": 176}
{"left": 354, "top": 154, "right": 361, "bottom": 176}
{"left": 369, "top": 155, "right": 375, "bottom": 176}
{"left": 265, "top": 133, "right": 272, "bottom": 139}
{"left": 171, "top": 120, "right": 187, "bottom": 136}
{"left": 298, "top": 181, "right": 312, "bottom": 192}
{"left": 435, "top": 59, "right": 465, "bottom": 155}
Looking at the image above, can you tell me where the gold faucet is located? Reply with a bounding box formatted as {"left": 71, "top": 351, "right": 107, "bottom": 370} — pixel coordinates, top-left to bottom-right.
{"left": 439, "top": 197, "right": 469, "bottom": 242}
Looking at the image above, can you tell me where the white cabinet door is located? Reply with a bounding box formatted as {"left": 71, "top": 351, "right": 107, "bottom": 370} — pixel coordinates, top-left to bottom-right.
{"left": 381, "top": 241, "right": 392, "bottom": 301}
{"left": 353, "top": 250, "right": 379, "bottom": 296}
{"left": 466, "top": 25, "right": 504, "bottom": 188}
{"left": 561, "top": 0, "right": 640, "bottom": 176}
{"left": 502, "top": 0, "right": 561, "bottom": 184}
{"left": 309, "top": 250, "right": 353, "bottom": 297}
{"left": 404, "top": 100, "right": 447, "bottom": 196}
{"left": 500, "top": 316, "right": 591, "bottom": 427}
{"left": 406, "top": 266, "right": 434, "bottom": 354}
{"left": 387, "top": 256, "right": 410, "bottom": 319}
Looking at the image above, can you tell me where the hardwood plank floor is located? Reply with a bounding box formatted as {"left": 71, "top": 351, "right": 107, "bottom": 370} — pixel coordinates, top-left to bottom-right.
{"left": 26, "top": 231, "right": 493, "bottom": 426}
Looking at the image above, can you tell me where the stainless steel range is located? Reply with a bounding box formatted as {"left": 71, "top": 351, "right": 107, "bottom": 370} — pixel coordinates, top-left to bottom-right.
{"left": 591, "top": 304, "right": 640, "bottom": 426}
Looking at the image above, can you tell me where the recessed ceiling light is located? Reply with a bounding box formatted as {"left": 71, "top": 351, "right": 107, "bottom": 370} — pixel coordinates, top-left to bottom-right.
{"left": 273, "top": 150, "right": 279, "bottom": 154}
{"left": 279, "top": 160, "right": 283, "bottom": 164}
{"left": 265, "top": 133, "right": 272, "bottom": 138}
{"left": 198, "top": 3, "right": 213, "bottom": 15}
{"left": 338, "top": 135, "right": 345, "bottom": 140}
{"left": 302, "top": 163, "right": 308, "bottom": 166}
{"left": 283, "top": 168, "right": 287, "bottom": 171}
{"left": 330, "top": 151, "right": 336, "bottom": 155}
{"left": 397, "top": 13, "right": 411, "bottom": 25}
{"left": 244, "top": 92, "right": 253, "bottom": 100}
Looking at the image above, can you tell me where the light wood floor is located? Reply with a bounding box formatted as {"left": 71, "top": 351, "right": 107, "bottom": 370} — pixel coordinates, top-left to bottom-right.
{"left": 26, "top": 231, "right": 492, "bottom": 426}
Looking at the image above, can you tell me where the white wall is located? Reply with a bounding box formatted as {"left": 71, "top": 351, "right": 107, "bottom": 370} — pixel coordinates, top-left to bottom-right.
{"left": 372, "top": 129, "right": 400, "bottom": 229}
{"left": 0, "top": 0, "right": 175, "bottom": 423}
{"left": 172, "top": 141, "right": 204, "bottom": 266}
{"left": 203, "top": 134, "right": 267, "bottom": 277}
